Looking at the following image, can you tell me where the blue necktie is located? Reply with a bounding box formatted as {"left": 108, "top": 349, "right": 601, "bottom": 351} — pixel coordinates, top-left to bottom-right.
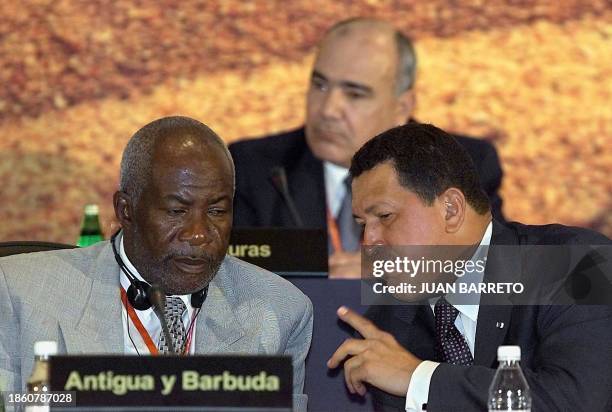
{"left": 336, "top": 177, "right": 361, "bottom": 252}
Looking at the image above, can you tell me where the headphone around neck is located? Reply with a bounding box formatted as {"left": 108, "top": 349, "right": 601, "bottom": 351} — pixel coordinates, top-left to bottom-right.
{"left": 110, "top": 230, "right": 208, "bottom": 311}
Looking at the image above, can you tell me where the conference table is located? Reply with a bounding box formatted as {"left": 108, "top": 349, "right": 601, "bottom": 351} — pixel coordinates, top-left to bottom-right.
{"left": 287, "top": 277, "right": 373, "bottom": 412}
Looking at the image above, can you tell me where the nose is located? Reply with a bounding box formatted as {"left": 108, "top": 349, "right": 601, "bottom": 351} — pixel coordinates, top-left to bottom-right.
{"left": 320, "top": 88, "right": 344, "bottom": 119}
{"left": 363, "top": 221, "right": 385, "bottom": 246}
{"left": 179, "top": 214, "right": 214, "bottom": 246}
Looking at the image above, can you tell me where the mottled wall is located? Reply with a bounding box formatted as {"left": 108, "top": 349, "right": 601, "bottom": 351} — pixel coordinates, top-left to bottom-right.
{"left": 0, "top": 0, "right": 610, "bottom": 243}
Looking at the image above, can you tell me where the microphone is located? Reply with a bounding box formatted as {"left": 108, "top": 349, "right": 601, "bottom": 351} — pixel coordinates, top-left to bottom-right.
{"left": 270, "top": 166, "right": 304, "bottom": 227}
{"left": 149, "top": 285, "right": 177, "bottom": 355}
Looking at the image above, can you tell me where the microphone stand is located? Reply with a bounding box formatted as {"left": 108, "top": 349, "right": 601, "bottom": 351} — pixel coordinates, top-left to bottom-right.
{"left": 270, "top": 166, "right": 305, "bottom": 227}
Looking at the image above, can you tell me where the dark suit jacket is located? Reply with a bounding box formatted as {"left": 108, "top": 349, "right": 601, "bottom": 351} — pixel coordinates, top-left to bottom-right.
{"left": 229, "top": 127, "right": 505, "bottom": 229}
{"left": 366, "top": 221, "right": 612, "bottom": 411}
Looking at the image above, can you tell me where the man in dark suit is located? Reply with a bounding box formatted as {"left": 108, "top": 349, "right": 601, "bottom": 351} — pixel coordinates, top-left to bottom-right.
{"left": 327, "top": 122, "right": 612, "bottom": 411}
{"left": 229, "top": 18, "right": 504, "bottom": 278}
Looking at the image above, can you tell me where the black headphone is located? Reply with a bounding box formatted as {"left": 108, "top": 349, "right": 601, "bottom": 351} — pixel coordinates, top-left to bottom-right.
{"left": 110, "top": 230, "right": 208, "bottom": 311}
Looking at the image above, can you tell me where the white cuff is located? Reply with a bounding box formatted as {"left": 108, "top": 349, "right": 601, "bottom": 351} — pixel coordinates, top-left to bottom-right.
{"left": 405, "top": 360, "right": 440, "bottom": 412}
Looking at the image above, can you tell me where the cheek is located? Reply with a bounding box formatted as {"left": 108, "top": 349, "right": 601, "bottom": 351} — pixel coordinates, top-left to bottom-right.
{"left": 213, "top": 219, "right": 232, "bottom": 243}
{"left": 143, "top": 218, "right": 181, "bottom": 248}
{"left": 305, "top": 92, "right": 322, "bottom": 117}
{"left": 347, "top": 113, "right": 388, "bottom": 145}
{"left": 353, "top": 102, "right": 395, "bottom": 131}
{"left": 386, "top": 216, "right": 441, "bottom": 245}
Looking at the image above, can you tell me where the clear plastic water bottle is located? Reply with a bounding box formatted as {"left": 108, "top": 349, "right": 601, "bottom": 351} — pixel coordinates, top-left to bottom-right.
{"left": 26, "top": 341, "right": 58, "bottom": 412}
{"left": 488, "top": 345, "right": 531, "bottom": 412}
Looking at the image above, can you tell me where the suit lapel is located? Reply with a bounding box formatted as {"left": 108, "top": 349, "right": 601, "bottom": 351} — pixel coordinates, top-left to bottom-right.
{"left": 392, "top": 304, "right": 437, "bottom": 360}
{"left": 60, "top": 243, "right": 123, "bottom": 354}
{"left": 474, "top": 220, "right": 519, "bottom": 366}
{"left": 286, "top": 129, "right": 326, "bottom": 228}
{"left": 194, "top": 263, "right": 245, "bottom": 353}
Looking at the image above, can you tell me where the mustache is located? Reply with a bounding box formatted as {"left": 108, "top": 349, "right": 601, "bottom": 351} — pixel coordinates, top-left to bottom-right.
{"left": 166, "top": 249, "right": 221, "bottom": 261}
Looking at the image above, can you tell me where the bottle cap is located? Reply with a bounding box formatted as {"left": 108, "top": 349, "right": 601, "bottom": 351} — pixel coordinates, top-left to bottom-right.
{"left": 33, "top": 341, "right": 58, "bottom": 357}
{"left": 84, "top": 204, "right": 99, "bottom": 215}
{"left": 497, "top": 345, "right": 521, "bottom": 361}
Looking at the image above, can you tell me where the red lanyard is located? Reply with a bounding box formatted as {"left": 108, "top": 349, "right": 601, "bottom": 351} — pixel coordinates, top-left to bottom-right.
{"left": 326, "top": 206, "right": 344, "bottom": 253}
{"left": 120, "top": 288, "right": 196, "bottom": 355}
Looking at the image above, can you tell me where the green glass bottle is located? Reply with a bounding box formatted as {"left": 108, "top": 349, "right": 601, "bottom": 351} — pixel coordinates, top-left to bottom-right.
{"left": 77, "top": 204, "right": 104, "bottom": 247}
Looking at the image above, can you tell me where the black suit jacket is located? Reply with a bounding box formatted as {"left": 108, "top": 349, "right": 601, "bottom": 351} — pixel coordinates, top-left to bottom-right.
{"left": 366, "top": 221, "right": 612, "bottom": 411}
{"left": 229, "top": 127, "right": 505, "bottom": 229}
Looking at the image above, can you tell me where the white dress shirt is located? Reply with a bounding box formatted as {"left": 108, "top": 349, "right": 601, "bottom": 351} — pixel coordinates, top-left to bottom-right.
{"left": 119, "top": 236, "right": 197, "bottom": 355}
{"left": 405, "top": 221, "right": 493, "bottom": 411}
{"left": 323, "top": 161, "right": 350, "bottom": 218}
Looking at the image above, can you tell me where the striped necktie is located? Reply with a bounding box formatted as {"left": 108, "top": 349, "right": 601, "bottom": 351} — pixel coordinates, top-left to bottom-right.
{"left": 158, "top": 296, "right": 187, "bottom": 354}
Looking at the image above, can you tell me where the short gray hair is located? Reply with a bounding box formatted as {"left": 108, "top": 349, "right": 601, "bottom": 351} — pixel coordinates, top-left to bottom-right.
{"left": 119, "top": 116, "right": 234, "bottom": 201}
{"left": 325, "top": 18, "right": 417, "bottom": 95}
{"left": 394, "top": 30, "right": 416, "bottom": 93}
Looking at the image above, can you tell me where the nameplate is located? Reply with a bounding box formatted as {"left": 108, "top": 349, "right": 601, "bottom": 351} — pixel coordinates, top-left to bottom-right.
{"left": 49, "top": 355, "right": 292, "bottom": 411}
{"left": 229, "top": 228, "right": 327, "bottom": 276}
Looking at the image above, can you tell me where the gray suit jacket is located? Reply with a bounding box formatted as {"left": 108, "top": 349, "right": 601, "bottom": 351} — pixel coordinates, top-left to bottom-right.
{"left": 0, "top": 242, "right": 313, "bottom": 411}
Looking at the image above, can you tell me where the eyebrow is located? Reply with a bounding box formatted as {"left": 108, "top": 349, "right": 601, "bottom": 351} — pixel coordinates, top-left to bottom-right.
{"left": 163, "top": 194, "right": 192, "bottom": 205}
{"left": 163, "top": 194, "right": 232, "bottom": 205}
{"left": 311, "top": 70, "right": 373, "bottom": 95}
{"left": 364, "top": 205, "right": 376, "bottom": 214}
{"left": 363, "top": 203, "right": 391, "bottom": 215}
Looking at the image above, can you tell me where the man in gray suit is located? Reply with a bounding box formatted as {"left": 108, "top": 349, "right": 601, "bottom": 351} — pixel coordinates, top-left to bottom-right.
{"left": 0, "top": 116, "right": 313, "bottom": 410}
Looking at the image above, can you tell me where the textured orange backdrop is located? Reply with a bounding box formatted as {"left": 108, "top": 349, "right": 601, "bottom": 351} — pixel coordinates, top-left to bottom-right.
{"left": 0, "top": 0, "right": 610, "bottom": 243}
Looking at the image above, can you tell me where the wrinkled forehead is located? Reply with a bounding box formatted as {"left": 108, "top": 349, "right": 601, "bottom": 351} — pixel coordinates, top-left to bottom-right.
{"left": 148, "top": 133, "right": 233, "bottom": 187}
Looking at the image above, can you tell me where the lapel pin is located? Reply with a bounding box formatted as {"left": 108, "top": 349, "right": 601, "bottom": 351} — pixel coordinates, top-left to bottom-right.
{"left": 496, "top": 322, "right": 505, "bottom": 329}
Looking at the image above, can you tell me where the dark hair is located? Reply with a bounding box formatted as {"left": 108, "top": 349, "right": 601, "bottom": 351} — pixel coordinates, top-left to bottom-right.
{"left": 349, "top": 123, "right": 490, "bottom": 214}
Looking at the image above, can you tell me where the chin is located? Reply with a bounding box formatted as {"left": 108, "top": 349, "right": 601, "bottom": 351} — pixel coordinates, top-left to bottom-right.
{"left": 162, "top": 272, "right": 215, "bottom": 296}
{"left": 315, "top": 147, "right": 350, "bottom": 166}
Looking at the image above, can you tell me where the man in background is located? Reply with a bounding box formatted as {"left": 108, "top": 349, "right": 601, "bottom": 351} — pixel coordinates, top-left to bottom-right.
{"left": 0, "top": 116, "right": 313, "bottom": 411}
{"left": 230, "top": 18, "right": 504, "bottom": 278}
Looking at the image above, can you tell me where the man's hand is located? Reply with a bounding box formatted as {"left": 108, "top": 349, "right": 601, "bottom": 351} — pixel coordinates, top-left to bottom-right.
{"left": 328, "top": 251, "right": 361, "bottom": 279}
{"left": 327, "top": 306, "right": 422, "bottom": 396}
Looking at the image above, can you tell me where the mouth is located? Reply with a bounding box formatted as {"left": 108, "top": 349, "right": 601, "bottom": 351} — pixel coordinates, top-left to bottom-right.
{"left": 172, "top": 257, "right": 209, "bottom": 274}
{"left": 316, "top": 129, "right": 345, "bottom": 142}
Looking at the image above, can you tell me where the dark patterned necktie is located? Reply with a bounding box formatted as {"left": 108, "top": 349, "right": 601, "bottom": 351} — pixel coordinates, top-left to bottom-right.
{"left": 434, "top": 297, "right": 473, "bottom": 365}
{"left": 158, "top": 296, "right": 187, "bottom": 354}
{"left": 336, "top": 177, "right": 362, "bottom": 252}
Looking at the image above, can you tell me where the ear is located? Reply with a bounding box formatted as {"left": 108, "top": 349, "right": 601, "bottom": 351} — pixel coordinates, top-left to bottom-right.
{"left": 438, "top": 188, "right": 466, "bottom": 234}
{"left": 113, "top": 191, "right": 133, "bottom": 229}
{"left": 394, "top": 89, "right": 416, "bottom": 125}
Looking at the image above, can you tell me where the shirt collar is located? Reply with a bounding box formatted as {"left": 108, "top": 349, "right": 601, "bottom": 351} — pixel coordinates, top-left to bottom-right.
{"left": 323, "top": 161, "right": 350, "bottom": 217}
{"left": 430, "top": 220, "right": 493, "bottom": 322}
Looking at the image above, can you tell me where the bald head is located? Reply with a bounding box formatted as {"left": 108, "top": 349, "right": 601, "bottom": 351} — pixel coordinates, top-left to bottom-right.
{"left": 322, "top": 18, "right": 416, "bottom": 94}
{"left": 119, "top": 116, "right": 234, "bottom": 203}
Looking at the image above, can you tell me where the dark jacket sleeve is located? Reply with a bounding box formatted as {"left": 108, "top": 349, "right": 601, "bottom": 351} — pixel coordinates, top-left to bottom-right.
{"left": 427, "top": 305, "right": 612, "bottom": 412}
{"left": 229, "top": 141, "right": 259, "bottom": 227}
{"left": 477, "top": 141, "right": 504, "bottom": 222}
{"left": 452, "top": 133, "right": 505, "bottom": 222}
